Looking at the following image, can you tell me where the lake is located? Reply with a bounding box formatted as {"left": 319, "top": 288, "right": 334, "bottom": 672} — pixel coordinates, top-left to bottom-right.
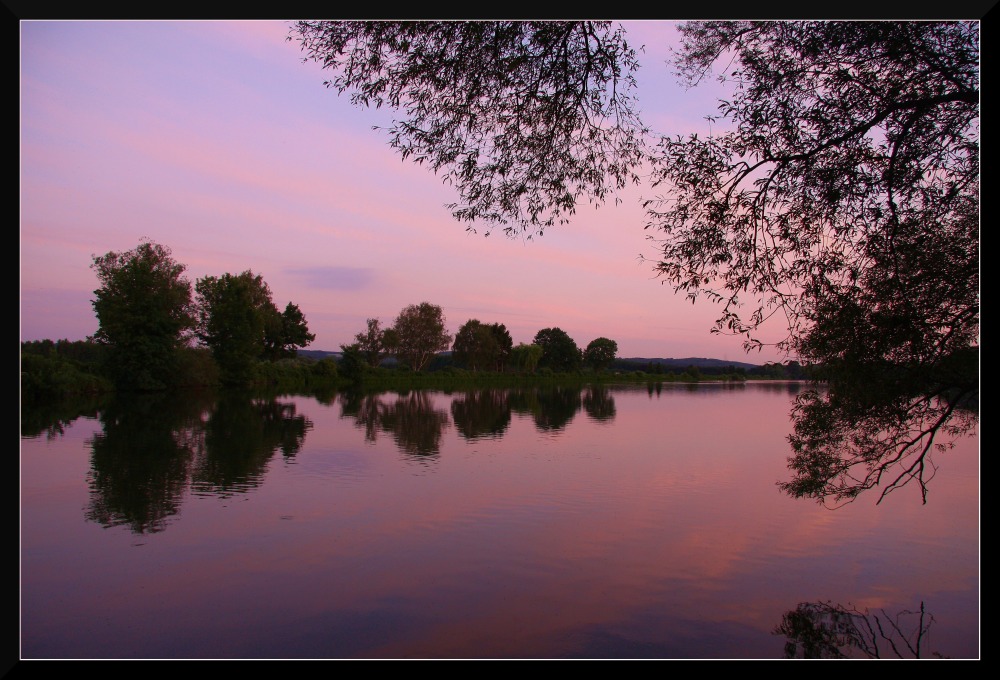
{"left": 19, "top": 382, "right": 979, "bottom": 659}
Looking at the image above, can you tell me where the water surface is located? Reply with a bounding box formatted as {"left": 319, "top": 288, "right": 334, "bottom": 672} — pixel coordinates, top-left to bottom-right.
{"left": 20, "top": 383, "right": 979, "bottom": 659}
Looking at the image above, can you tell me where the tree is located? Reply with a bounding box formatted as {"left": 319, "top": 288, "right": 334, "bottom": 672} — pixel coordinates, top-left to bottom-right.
{"left": 452, "top": 319, "right": 499, "bottom": 371}
{"left": 291, "top": 21, "right": 646, "bottom": 234}
{"left": 262, "top": 302, "right": 315, "bottom": 361}
{"left": 337, "top": 342, "right": 368, "bottom": 382}
{"left": 91, "top": 240, "right": 195, "bottom": 391}
{"left": 583, "top": 337, "right": 618, "bottom": 372}
{"left": 650, "top": 21, "right": 979, "bottom": 505}
{"left": 352, "top": 318, "right": 397, "bottom": 367}
{"left": 392, "top": 302, "right": 452, "bottom": 372}
{"left": 489, "top": 323, "right": 514, "bottom": 372}
{"left": 533, "top": 327, "right": 581, "bottom": 373}
{"left": 291, "top": 21, "right": 979, "bottom": 504}
{"left": 196, "top": 272, "right": 314, "bottom": 382}
{"left": 511, "top": 343, "right": 543, "bottom": 374}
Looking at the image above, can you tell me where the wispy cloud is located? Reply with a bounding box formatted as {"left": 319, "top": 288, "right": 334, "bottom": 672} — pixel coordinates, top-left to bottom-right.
{"left": 287, "top": 266, "right": 376, "bottom": 291}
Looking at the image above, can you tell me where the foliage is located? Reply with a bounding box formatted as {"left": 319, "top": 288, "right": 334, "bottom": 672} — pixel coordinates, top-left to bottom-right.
{"left": 195, "top": 271, "right": 272, "bottom": 384}
{"left": 511, "top": 343, "right": 543, "bottom": 374}
{"left": 392, "top": 302, "right": 452, "bottom": 372}
{"left": 91, "top": 241, "right": 196, "bottom": 391}
{"left": 292, "top": 20, "right": 979, "bottom": 504}
{"left": 352, "top": 318, "right": 398, "bottom": 367}
{"left": 20, "top": 351, "right": 113, "bottom": 400}
{"left": 291, "top": 20, "right": 647, "bottom": 234}
{"left": 337, "top": 343, "right": 369, "bottom": 383}
{"left": 263, "top": 302, "right": 316, "bottom": 361}
{"left": 489, "top": 323, "right": 513, "bottom": 372}
{"left": 646, "top": 21, "right": 979, "bottom": 504}
{"left": 312, "top": 357, "right": 339, "bottom": 380}
{"left": 174, "top": 346, "right": 221, "bottom": 388}
{"left": 533, "top": 327, "right": 582, "bottom": 373}
{"left": 195, "top": 271, "right": 314, "bottom": 384}
{"left": 775, "top": 601, "right": 938, "bottom": 659}
{"left": 583, "top": 337, "right": 618, "bottom": 372}
{"left": 452, "top": 319, "right": 500, "bottom": 371}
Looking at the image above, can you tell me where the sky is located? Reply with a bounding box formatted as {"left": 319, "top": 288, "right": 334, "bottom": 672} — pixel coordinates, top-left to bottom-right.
{"left": 20, "top": 20, "right": 792, "bottom": 364}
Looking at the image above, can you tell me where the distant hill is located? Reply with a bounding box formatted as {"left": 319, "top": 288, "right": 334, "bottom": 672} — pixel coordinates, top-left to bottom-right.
{"left": 616, "top": 357, "right": 762, "bottom": 371}
{"left": 298, "top": 349, "right": 763, "bottom": 371}
{"left": 297, "top": 349, "right": 343, "bottom": 361}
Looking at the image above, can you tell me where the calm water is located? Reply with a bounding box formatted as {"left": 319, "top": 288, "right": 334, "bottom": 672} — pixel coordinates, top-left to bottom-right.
{"left": 20, "top": 383, "right": 979, "bottom": 659}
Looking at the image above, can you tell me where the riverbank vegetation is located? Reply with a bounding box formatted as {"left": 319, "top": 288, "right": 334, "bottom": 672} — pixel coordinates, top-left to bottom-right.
{"left": 23, "top": 239, "right": 809, "bottom": 401}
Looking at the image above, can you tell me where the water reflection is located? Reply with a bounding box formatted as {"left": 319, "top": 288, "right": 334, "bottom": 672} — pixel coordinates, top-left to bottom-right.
{"left": 509, "top": 386, "right": 583, "bottom": 431}
{"left": 774, "top": 600, "right": 938, "bottom": 658}
{"left": 192, "top": 392, "right": 313, "bottom": 496}
{"left": 83, "top": 390, "right": 312, "bottom": 533}
{"left": 582, "top": 386, "right": 616, "bottom": 422}
{"left": 20, "top": 393, "right": 107, "bottom": 440}
{"left": 85, "top": 391, "right": 210, "bottom": 534}
{"left": 20, "top": 383, "right": 978, "bottom": 659}
{"left": 451, "top": 388, "right": 512, "bottom": 440}
{"left": 340, "top": 390, "right": 449, "bottom": 457}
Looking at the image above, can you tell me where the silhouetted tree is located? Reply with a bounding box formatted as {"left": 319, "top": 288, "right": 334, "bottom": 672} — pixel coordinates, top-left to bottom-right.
{"left": 291, "top": 20, "right": 979, "bottom": 504}
{"left": 292, "top": 21, "right": 645, "bottom": 234}
{"left": 392, "top": 302, "right": 452, "bottom": 372}
{"left": 511, "top": 343, "right": 543, "bottom": 374}
{"left": 91, "top": 240, "right": 195, "bottom": 390}
{"left": 533, "top": 327, "right": 581, "bottom": 373}
{"left": 583, "top": 337, "right": 618, "bottom": 372}
{"left": 196, "top": 271, "right": 313, "bottom": 384}
{"left": 352, "top": 318, "right": 398, "bottom": 367}
{"left": 453, "top": 319, "right": 500, "bottom": 371}
{"left": 263, "top": 302, "right": 315, "bottom": 361}
{"left": 489, "top": 323, "right": 514, "bottom": 372}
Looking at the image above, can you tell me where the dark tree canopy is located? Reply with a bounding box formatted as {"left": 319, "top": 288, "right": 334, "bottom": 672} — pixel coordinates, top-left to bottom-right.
{"left": 263, "top": 302, "right": 316, "bottom": 362}
{"left": 452, "top": 320, "right": 513, "bottom": 371}
{"left": 291, "top": 20, "right": 646, "bottom": 234}
{"left": 351, "top": 317, "right": 398, "bottom": 368}
{"left": 533, "top": 327, "right": 582, "bottom": 373}
{"left": 90, "top": 241, "right": 195, "bottom": 391}
{"left": 511, "top": 342, "right": 543, "bottom": 374}
{"left": 291, "top": 20, "right": 979, "bottom": 504}
{"left": 195, "top": 271, "right": 313, "bottom": 384}
{"left": 583, "top": 337, "right": 618, "bottom": 372}
{"left": 452, "top": 319, "right": 499, "bottom": 371}
{"left": 488, "top": 323, "right": 514, "bottom": 372}
{"left": 195, "top": 271, "right": 273, "bottom": 384}
{"left": 392, "top": 302, "right": 452, "bottom": 372}
{"left": 646, "top": 21, "right": 979, "bottom": 505}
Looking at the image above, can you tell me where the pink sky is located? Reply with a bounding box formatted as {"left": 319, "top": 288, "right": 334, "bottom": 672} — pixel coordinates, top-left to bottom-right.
{"left": 20, "top": 21, "right": 791, "bottom": 364}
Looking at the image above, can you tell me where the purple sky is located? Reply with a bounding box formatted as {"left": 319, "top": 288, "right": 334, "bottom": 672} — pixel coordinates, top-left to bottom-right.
{"left": 20, "top": 21, "right": 791, "bottom": 363}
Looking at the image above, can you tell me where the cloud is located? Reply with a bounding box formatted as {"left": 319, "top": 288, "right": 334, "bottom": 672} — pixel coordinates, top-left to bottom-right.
{"left": 287, "top": 266, "right": 377, "bottom": 291}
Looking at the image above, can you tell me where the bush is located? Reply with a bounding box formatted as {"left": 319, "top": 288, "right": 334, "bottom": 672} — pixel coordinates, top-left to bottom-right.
{"left": 312, "top": 357, "right": 339, "bottom": 380}
{"left": 20, "top": 353, "right": 112, "bottom": 399}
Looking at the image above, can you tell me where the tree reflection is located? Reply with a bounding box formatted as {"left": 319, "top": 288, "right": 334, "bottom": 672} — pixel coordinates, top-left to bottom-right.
{"left": 774, "top": 600, "right": 939, "bottom": 659}
{"left": 582, "top": 386, "right": 616, "bottom": 422}
{"left": 191, "top": 391, "right": 312, "bottom": 496}
{"left": 451, "top": 388, "right": 512, "bottom": 440}
{"left": 85, "top": 391, "right": 211, "bottom": 534}
{"left": 21, "top": 394, "right": 107, "bottom": 440}
{"left": 509, "top": 386, "right": 582, "bottom": 432}
{"left": 340, "top": 390, "right": 449, "bottom": 456}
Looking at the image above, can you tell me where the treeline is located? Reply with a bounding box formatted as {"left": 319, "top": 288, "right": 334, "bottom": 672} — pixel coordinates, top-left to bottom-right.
{"left": 336, "top": 306, "right": 623, "bottom": 383}
{"left": 22, "top": 241, "right": 326, "bottom": 399}
{"left": 21, "top": 239, "right": 812, "bottom": 399}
